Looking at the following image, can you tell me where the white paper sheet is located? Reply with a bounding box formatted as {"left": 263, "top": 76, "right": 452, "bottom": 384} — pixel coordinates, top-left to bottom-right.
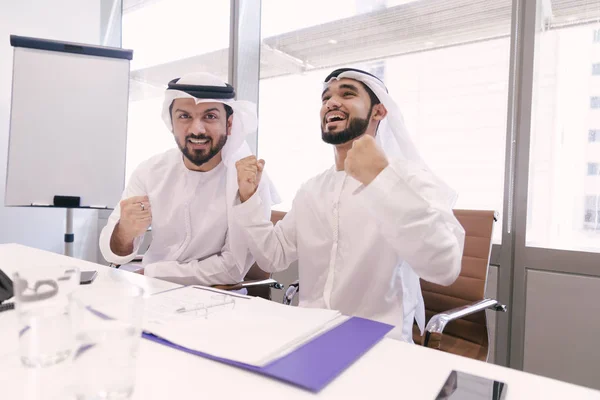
{"left": 143, "top": 286, "right": 343, "bottom": 366}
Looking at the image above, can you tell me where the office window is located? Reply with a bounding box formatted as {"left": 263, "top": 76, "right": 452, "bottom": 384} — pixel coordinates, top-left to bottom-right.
{"left": 584, "top": 196, "right": 600, "bottom": 230}
{"left": 584, "top": 209, "right": 594, "bottom": 223}
{"left": 585, "top": 195, "right": 598, "bottom": 209}
{"left": 122, "top": 0, "right": 230, "bottom": 180}
{"left": 258, "top": 0, "right": 513, "bottom": 243}
{"left": 583, "top": 209, "right": 600, "bottom": 232}
{"left": 527, "top": 4, "right": 600, "bottom": 251}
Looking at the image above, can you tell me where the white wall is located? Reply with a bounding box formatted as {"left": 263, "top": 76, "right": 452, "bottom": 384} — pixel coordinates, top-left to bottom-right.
{"left": 0, "top": 0, "right": 102, "bottom": 261}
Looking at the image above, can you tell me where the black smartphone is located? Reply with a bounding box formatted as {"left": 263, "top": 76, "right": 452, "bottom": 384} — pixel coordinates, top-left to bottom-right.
{"left": 435, "top": 370, "right": 507, "bottom": 400}
{"left": 80, "top": 271, "right": 98, "bottom": 285}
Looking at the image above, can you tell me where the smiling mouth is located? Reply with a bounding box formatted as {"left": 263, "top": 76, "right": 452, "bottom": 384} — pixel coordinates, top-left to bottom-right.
{"left": 188, "top": 138, "right": 210, "bottom": 145}
{"left": 324, "top": 112, "right": 348, "bottom": 131}
{"left": 325, "top": 111, "right": 348, "bottom": 124}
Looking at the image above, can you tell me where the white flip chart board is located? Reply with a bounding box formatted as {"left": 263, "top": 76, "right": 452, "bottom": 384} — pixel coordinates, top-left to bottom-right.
{"left": 5, "top": 35, "right": 132, "bottom": 209}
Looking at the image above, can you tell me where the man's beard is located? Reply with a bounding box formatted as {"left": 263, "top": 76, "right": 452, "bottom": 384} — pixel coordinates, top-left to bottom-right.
{"left": 178, "top": 133, "right": 228, "bottom": 167}
{"left": 321, "top": 109, "right": 372, "bottom": 145}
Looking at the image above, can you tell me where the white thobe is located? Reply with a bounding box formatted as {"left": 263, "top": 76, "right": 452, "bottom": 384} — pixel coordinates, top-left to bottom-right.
{"left": 99, "top": 148, "right": 260, "bottom": 286}
{"left": 233, "top": 160, "right": 465, "bottom": 341}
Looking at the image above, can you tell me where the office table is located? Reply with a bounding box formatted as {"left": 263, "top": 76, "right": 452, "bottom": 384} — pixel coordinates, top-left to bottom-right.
{"left": 0, "top": 243, "right": 598, "bottom": 399}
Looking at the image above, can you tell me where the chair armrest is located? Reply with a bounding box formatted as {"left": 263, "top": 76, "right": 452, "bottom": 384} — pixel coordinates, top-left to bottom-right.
{"left": 426, "top": 298, "right": 507, "bottom": 334}
{"left": 283, "top": 279, "right": 299, "bottom": 305}
{"left": 212, "top": 282, "right": 243, "bottom": 291}
{"left": 423, "top": 298, "right": 507, "bottom": 347}
{"left": 240, "top": 278, "right": 283, "bottom": 290}
{"left": 213, "top": 278, "right": 283, "bottom": 292}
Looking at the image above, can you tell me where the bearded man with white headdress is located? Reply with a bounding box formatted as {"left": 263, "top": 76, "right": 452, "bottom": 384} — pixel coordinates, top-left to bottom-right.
{"left": 233, "top": 67, "right": 465, "bottom": 341}
{"left": 99, "top": 72, "right": 278, "bottom": 286}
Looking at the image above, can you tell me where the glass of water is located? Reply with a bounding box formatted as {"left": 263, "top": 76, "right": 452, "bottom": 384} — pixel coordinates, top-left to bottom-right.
{"left": 12, "top": 265, "right": 80, "bottom": 367}
{"left": 70, "top": 282, "right": 145, "bottom": 400}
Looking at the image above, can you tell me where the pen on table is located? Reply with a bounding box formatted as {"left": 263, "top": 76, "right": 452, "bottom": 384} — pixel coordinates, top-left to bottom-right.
{"left": 176, "top": 299, "right": 235, "bottom": 314}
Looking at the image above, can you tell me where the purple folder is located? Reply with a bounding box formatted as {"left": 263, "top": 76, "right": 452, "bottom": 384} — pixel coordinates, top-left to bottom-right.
{"left": 143, "top": 316, "right": 393, "bottom": 392}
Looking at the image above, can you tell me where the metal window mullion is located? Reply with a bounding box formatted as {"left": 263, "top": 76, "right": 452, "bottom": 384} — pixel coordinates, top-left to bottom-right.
{"left": 229, "top": 0, "right": 262, "bottom": 155}
{"left": 496, "top": 0, "right": 539, "bottom": 368}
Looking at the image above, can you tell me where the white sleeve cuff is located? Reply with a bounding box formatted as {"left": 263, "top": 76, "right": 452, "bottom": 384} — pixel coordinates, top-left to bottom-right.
{"left": 358, "top": 160, "right": 435, "bottom": 222}
{"left": 108, "top": 236, "right": 142, "bottom": 265}
{"left": 99, "top": 222, "right": 143, "bottom": 265}
{"left": 360, "top": 162, "right": 405, "bottom": 204}
{"left": 233, "top": 188, "right": 265, "bottom": 224}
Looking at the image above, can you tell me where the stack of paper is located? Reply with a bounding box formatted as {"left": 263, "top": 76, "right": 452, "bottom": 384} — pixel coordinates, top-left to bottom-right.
{"left": 143, "top": 286, "right": 344, "bottom": 367}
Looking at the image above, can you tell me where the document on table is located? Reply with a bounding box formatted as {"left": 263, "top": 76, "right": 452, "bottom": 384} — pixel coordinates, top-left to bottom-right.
{"left": 143, "top": 286, "right": 345, "bottom": 367}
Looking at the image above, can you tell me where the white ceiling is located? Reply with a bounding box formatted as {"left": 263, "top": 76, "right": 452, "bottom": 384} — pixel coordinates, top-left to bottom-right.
{"left": 125, "top": 0, "right": 600, "bottom": 101}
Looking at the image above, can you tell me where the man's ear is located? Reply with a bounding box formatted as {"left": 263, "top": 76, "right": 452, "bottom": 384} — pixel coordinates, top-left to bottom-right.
{"left": 371, "top": 104, "right": 388, "bottom": 121}
{"left": 226, "top": 114, "right": 234, "bottom": 136}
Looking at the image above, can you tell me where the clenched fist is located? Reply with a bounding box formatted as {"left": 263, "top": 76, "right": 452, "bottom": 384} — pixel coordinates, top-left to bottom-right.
{"left": 118, "top": 195, "right": 152, "bottom": 237}
{"left": 344, "top": 135, "right": 389, "bottom": 185}
{"left": 236, "top": 156, "right": 265, "bottom": 203}
{"left": 110, "top": 195, "right": 152, "bottom": 257}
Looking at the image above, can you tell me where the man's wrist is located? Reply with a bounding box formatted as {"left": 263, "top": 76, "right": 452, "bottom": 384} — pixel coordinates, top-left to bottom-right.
{"left": 239, "top": 189, "right": 256, "bottom": 203}
{"left": 363, "top": 162, "right": 389, "bottom": 185}
{"left": 110, "top": 222, "right": 136, "bottom": 256}
{"left": 115, "top": 222, "right": 138, "bottom": 242}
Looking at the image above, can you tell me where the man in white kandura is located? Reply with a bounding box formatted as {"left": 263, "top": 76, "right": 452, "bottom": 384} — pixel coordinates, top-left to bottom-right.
{"left": 233, "top": 68, "right": 465, "bottom": 341}
{"left": 99, "top": 72, "right": 278, "bottom": 286}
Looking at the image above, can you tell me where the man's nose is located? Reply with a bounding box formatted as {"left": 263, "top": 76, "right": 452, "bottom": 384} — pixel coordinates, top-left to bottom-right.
{"left": 326, "top": 97, "right": 341, "bottom": 109}
{"left": 188, "top": 118, "right": 206, "bottom": 135}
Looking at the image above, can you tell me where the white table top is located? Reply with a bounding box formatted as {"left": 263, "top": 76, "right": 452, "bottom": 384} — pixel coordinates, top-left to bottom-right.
{"left": 1, "top": 243, "right": 599, "bottom": 400}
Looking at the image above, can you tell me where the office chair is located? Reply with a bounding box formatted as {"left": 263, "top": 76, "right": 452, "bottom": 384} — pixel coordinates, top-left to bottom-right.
{"left": 414, "top": 210, "right": 506, "bottom": 361}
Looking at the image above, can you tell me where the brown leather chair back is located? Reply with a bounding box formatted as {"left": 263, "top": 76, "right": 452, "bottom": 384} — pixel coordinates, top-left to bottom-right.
{"left": 413, "top": 209, "right": 496, "bottom": 361}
